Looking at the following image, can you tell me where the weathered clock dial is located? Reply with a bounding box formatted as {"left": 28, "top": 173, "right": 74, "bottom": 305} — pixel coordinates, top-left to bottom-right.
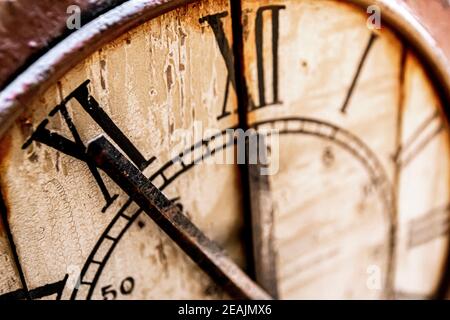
{"left": 0, "top": 0, "right": 449, "bottom": 300}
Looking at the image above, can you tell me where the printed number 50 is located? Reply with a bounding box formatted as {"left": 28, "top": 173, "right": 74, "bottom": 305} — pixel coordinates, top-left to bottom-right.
{"left": 101, "top": 277, "right": 135, "bottom": 300}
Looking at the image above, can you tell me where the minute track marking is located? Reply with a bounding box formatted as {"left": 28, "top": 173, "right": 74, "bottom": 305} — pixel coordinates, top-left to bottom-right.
{"left": 87, "top": 136, "right": 272, "bottom": 300}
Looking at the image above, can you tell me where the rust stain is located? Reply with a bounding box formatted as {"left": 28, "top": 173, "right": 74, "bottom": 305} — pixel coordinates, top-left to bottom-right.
{"left": 100, "top": 58, "right": 107, "bottom": 91}
{"left": 0, "top": 133, "right": 12, "bottom": 227}
{"left": 0, "top": 218, "right": 4, "bottom": 239}
{"left": 0, "top": 184, "right": 9, "bottom": 238}
{"left": 16, "top": 115, "right": 39, "bottom": 163}
{"left": 0, "top": 133, "right": 12, "bottom": 166}
{"left": 165, "top": 64, "right": 174, "bottom": 91}
{"left": 17, "top": 115, "right": 33, "bottom": 141}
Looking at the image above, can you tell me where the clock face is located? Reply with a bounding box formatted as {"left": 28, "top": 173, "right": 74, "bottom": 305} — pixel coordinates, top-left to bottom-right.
{"left": 0, "top": 0, "right": 449, "bottom": 300}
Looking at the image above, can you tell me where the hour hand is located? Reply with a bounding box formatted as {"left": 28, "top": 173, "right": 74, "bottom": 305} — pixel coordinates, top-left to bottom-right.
{"left": 87, "top": 136, "right": 272, "bottom": 300}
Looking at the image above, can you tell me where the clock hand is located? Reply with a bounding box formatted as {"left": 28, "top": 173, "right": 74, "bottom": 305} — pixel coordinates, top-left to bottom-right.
{"left": 87, "top": 136, "right": 272, "bottom": 300}
{"left": 0, "top": 275, "right": 68, "bottom": 300}
{"left": 246, "top": 136, "right": 279, "bottom": 298}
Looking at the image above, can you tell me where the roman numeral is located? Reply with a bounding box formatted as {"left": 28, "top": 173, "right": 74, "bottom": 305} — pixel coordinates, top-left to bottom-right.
{"left": 22, "top": 80, "right": 155, "bottom": 212}
{"left": 199, "top": 12, "right": 237, "bottom": 120}
{"left": 393, "top": 110, "right": 444, "bottom": 167}
{"left": 340, "top": 33, "right": 377, "bottom": 114}
{"left": 67, "top": 81, "right": 154, "bottom": 171}
{"left": 407, "top": 204, "right": 450, "bottom": 248}
{"left": 200, "top": 6, "right": 285, "bottom": 120}
{"left": 251, "top": 5, "right": 285, "bottom": 110}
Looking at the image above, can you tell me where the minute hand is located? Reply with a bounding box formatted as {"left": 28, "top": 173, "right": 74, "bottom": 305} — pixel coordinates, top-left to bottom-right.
{"left": 87, "top": 136, "right": 271, "bottom": 300}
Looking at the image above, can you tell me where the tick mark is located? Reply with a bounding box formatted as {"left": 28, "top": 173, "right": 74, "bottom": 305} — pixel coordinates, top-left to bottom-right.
{"left": 322, "top": 146, "right": 335, "bottom": 168}
{"left": 340, "top": 33, "right": 378, "bottom": 114}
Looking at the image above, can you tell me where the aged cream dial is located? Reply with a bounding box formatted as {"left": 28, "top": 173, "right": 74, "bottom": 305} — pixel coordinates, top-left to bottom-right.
{"left": 0, "top": 0, "right": 449, "bottom": 300}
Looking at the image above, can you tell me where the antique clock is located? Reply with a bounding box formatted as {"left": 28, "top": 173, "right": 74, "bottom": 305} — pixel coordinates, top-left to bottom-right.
{"left": 0, "top": 0, "right": 449, "bottom": 300}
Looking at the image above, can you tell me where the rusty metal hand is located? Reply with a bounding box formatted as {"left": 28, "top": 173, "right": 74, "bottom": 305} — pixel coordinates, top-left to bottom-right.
{"left": 87, "top": 135, "right": 272, "bottom": 300}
